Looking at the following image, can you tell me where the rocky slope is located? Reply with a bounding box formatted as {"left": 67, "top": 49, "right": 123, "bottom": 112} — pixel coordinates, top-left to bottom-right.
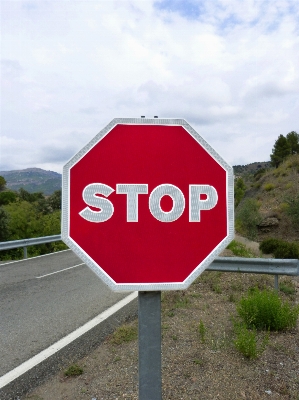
{"left": 237, "top": 154, "right": 299, "bottom": 242}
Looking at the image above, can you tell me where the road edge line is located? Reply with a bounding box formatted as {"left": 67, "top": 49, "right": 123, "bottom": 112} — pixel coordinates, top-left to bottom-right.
{"left": 0, "top": 291, "right": 138, "bottom": 398}
{"left": 0, "top": 249, "right": 71, "bottom": 266}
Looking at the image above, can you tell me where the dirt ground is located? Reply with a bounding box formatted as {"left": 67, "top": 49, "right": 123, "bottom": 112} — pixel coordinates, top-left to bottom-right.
{"left": 24, "top": 254, "right": 299, "bottom": 400}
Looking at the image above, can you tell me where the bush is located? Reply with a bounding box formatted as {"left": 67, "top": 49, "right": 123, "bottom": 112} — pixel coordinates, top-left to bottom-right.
{"left": 254, "top": 168, "right": 267, "bottom": 180}
{"left": 259, "top": 238, "right": 299, "bottom": 259}
{"left": 110, "top": 324, "right": 138, "bottom": 345}
{"left": 233, "top": 323, "right": 268, "bottom": 359}
{"left": 64, "top": 364, "right": 83, "bottom": 376}
{"left": 235, "top": 199, "right": 262, "bottom": 240}
{"left": 237, "top": 288, "right": 299, "bottom": 331}
{"left": 285, "top": 195, "right": 299, "bottom": 229}
{"left": 259, "top": 238, "right": 281, "bottom": 254}
{"left": 263, "top": 183, "right": 275, "bottom": 191}
{"left": 234, "top": 178, "right": 246, "bottom": 207}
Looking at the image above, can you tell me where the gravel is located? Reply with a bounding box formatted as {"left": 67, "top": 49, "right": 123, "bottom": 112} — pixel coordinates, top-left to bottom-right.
{"left": 24, "top": 268, "right": 299, "bottom": 400}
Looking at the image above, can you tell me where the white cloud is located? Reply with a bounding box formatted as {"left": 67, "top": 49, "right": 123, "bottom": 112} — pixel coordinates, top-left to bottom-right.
{"left": 1, "top": 0, "right": 299, "bottom": 173}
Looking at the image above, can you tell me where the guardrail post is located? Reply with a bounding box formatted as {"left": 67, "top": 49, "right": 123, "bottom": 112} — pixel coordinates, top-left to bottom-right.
{"left": 274, "top": 275, "right": 279, "bottom": 291}
{"left": 23, "top": 246, "right": 27, "bottom": 259}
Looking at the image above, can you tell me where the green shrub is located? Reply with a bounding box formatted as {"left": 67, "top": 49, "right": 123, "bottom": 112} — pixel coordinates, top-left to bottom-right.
{"left": 259, "top": 238, "right": 299, "bottom": 259}
{"left": 234, "top": 178, "right": 246, "bottom": 207}
{"left": 237, "top": 288, "right": 299, "bottom": 331}
{"left": 254, "top": 168, "right": 267, "bottom": 180}
{"left": 274, "top": 242, "right": 299, "bottom": 259}
{"left": 259, "top": 238, "right": 281, "bottom": 254}
{"left": 285, "top": 195, "right": 299, "bottom": 229}
{"left": 264, "top": 183, "right": 275, "bottom": 191}
{"left": 233, "top": 323, "right": 268, "bottom": 359}
{"left": 64, "top": 364, "right": 83, "bottom": 376}
{"left": 236, "top": 199, "right": 262, "bottom": 240}
{"left": 110, "top": 324, "right": 138, "bottom": 345}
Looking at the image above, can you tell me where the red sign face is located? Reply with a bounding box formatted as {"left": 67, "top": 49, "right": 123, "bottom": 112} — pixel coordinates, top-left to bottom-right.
{"left": 62, "top": 119, "right": 234, "bottom": 291}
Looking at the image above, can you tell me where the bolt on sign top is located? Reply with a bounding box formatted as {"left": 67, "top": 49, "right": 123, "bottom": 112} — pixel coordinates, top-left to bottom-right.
{"left": 62, "top": 118, "right": 234, "bottom": 291}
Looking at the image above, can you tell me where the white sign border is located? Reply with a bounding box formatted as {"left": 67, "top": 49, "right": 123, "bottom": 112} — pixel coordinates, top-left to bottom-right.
{"left": 62, "top": 118, "right": 234, "bottom": 292}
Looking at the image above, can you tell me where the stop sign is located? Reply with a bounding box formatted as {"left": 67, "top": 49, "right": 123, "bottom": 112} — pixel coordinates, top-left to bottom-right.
{"left": 62, "top": 118, "right": 234, "bottom": 291}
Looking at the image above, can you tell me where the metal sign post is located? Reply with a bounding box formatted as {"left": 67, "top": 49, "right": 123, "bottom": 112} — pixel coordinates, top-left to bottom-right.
{"left": 61, "top": 117, "right": 234, "bottom": 398}
{"left": 138, "top": 291, "right": 162, "bottom": 400}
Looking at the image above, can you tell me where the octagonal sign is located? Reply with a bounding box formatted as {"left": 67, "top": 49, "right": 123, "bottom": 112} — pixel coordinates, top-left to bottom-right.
{"left": 62, "top": 118, "right": 234, "bottom": 291}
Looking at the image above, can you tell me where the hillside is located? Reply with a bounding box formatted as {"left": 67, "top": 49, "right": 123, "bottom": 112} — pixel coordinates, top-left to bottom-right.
{"left": 0, "top": 168, "right": 61, "bottom": 195}
{"left": 236, "top": 154, "right": 299, "bottom": 242}
{"left": 233, "top": 161, "right": 271, "bottom": 177}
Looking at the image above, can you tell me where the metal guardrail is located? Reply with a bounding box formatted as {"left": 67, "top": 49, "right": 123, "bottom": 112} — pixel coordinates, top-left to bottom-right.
{"left": 0, "top": 235, "right": 298, "bottom": 290}
{"left": 208, "top": 257, "right": 299, "bottom": 290}
{"left": 0, "top": 234, "right": 62, "bottom": 259}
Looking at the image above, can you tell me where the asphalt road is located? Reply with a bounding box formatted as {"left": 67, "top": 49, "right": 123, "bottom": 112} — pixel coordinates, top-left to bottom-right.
{"left": 0, "top": 250, "right": 129, "bottom": 377}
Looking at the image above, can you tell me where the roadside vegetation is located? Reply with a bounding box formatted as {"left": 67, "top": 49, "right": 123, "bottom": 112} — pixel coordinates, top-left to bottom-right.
{"left": 0, "top": 177, "right": 66, "bottom": 260}
{"left": 234, "top": 131, "right": 299, "bottom": 250}
{"left": 26, "top": 268, "right": 299, "bottom": 399}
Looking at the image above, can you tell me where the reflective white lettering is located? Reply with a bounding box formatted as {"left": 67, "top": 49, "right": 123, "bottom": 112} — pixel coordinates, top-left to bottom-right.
{"left": 79, "top": 183, "right": 219, "bottom": 223}
{"left": 149, "top": 184, "right": 185, "bottom": 222}
{"left": 79, "top": 183, "right": 114, "bottom": 222}
{"left": 116, "top": 184, "right": 148, "bottom": 222}
{"left": 189, "top": 185, "right": 218, "bottom": 222}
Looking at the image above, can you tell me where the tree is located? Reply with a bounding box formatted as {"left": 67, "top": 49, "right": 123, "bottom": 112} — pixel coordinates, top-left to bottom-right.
{"left": 0, "top": 176, "right": 6, "bottom": 192}
{"left": 236, "top": 199, "right": 262, "bottom": 240}
{"left": 0, "top": 191, "right": 17, "bottom": 206}
{"left": 270, "top": 135, "right": 290, "bottom": 167}
{"left": 3, "top": 201, "right": 40, "bottom": 240}
{"left": 0, "top": 207, "right": 10, "bottom": 241}
{"left": 286, "top": 131, "right": 299, "bottom": 155}
{"left": 47, "top": 190, "right": 61, "bottom": 211}
{"left": 18, "top": 188, "right": 44, "bottom": 203}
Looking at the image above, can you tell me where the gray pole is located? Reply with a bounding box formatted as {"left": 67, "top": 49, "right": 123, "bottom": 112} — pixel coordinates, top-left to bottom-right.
{"left": 138, "top": 291, "right": 162, "bottom": 400}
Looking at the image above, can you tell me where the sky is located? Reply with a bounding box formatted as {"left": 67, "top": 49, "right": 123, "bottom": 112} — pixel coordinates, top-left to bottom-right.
{"left": 1, "top": 0, "right": 299, "bottom": 173}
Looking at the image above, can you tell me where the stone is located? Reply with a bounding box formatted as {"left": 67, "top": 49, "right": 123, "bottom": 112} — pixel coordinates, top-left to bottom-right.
{"left": 258, "top": 217, "right": 279, "bottom": 227}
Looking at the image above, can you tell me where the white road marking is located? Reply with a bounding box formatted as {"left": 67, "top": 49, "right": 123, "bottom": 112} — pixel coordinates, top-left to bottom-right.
{"left": 36, "top": 263, "right": 85, "bottom": 278}
{"left": 0, "top": 291, "right": 138, "bottom": 389}
{"left": 0, "top": 249, "right": 71, "bottom": 266}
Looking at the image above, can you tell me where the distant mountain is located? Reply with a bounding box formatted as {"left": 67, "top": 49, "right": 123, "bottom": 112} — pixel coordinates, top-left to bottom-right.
{"left": 0, "top": 168, "right": 61, "bottom": 195}
{"left": 233, "top": 161, "right": 271, "bottom": 176}
{"left": 0, "top": 162, "right": 271, "bottom": 196}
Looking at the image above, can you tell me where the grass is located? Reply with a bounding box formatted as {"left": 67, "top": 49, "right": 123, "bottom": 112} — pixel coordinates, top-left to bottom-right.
{"left": 199, "top": 271, "right": 223, "bottom": 294}
{"left": 64, "top": 364, "right": 83, "bottom": 377}
{"left": 110, "top": 323, "right": 138, "bottom": 345}
{"left": 279, "top": 279, "right": 296, "bottom": 296}
{"left": 198, "top": 319, "right": 206, "bottom": 343}
{"left": 162, "top": 291, "right": 191, "bottom": 310}
{"left": 228, "top": 292, "right": 238, "bottom": 302}
{"left": 226, "top": 240, "right": 255, "bottom": 258}
{"left": 193, "top": 359, "right": 204, "bottom": 365}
